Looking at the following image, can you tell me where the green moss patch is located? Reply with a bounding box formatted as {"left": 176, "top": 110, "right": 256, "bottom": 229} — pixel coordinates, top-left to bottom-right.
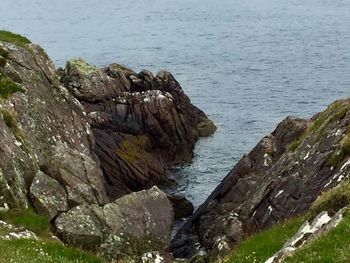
{"left": 116, "top": 135, "right": 151, "bottom": 164}
{"left": 68, "top": 59, "right": 98, "bottom": 75}
{"left": 0, "top": 74, "right": 25, "bottom": 99}
{"left": 311, "top": 179, "right": 350, "bottom": 217}
{"left": 225, "top": 216, "right": 305, "bottom": 263}
{"left": 0, "top": 239, "right": 104, "bottom": 263}
{"left": 0, "top": 208, "right": 50, "bottom": 237}
{"left": 309, "top": 100, "right": 350, "bottom": 141}
{"left": 0, "top": 30, "right": 31, "bottom": 50}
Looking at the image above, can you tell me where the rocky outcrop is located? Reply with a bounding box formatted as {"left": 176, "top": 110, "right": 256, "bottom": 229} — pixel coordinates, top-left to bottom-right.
{"left": 265, "top": 208, "right": 346, "bottom": 263}
{"left": 60, "top": 59, "right": 216, "bottom": 199}
{"left": 172, "top": 99, "right": 350, "bottom": 261}
{"left": 55, "top": 186, "right": 174, "bottom": 261}
{"left": 0, "top": 32, "right": 214, "bottom": 261}
{"left": 0, "top": 37, "right": 107, "bottom": 211}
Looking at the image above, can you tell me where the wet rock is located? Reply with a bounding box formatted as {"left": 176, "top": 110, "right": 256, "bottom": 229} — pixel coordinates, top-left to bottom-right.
{"left": 55, "top": 186, "right": 174, "bottom": 260}
{"left": 168, "top": 194, "right": 194, "bottom": 220}
{"left": 197, "top": 117, "right": 217, "bottom": 137}
{"left": 172, "top": 100, "right": 350, "bottom": 260}
{"left": 60, "top": 59, "right": 216, "bottom": 199}
{"left": 29, "top": 170, "right": 68, "bottom": 220}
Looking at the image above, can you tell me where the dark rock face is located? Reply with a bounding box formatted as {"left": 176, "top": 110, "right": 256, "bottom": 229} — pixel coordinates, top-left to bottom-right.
{"left": 60, "top": 59, "right": 216, "bottom": 199}
{"left": 172, "top": 101, "right": 350, "bottom": 260}
{"left": 55, "top": 186, "right": 174, "bottom": 261}
{"left": 168, "top": 194, "right": 195, "bottom": 220}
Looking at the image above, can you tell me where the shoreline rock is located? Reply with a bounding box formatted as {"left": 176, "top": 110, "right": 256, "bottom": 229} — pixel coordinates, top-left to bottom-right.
{"left": 172, "top": 100, "right": 350, "bottom": 261}
{"left": 60, "top": 59, "right": 216, "bottom": 200}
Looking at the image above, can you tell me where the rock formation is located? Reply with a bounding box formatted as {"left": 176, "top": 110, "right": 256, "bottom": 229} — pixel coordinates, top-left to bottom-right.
{"left": 56, "top": 186, "right": 173, "bottom": 261}
{"left": 172, "top": 99, "right": 350, "bottom": 261}
{"left": 59, "top": 59, "right": 216, "bottom": 199}
{"left": 0, "top": 31, "right": 215, "bottom": 261}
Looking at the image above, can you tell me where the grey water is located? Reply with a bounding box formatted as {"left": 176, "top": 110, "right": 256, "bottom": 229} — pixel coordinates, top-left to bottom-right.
{"left": 1, "top": 0, "right": 349, "bottom": 207}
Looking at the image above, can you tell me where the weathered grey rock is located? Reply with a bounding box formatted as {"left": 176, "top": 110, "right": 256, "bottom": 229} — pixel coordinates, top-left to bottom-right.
{"left": 172, "top": 100, "right": 350, "bottom": 260}
{"left": 265, "top": 208, "right": 346, "bottom": 263}
{"left": 55, "top": 186, "right": 174, "bottom": 260}
{"left": 29, "top": 170, "right": 68, "bottom": 220}
{"left": 0, "top": 36, "right": 108, "bottom": 210}
{"left": 42, "top": 143, "right": 108, "bottom": 207}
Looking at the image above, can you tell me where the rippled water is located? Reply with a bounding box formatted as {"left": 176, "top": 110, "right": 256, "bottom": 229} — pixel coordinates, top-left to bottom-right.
{"left": 1, "top": 0, "right": 349, "bottom": 207}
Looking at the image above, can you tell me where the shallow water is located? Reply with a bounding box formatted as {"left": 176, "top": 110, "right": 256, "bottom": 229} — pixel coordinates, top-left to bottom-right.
{"left": 1, "top": 0, "right": 349, "bottom": 207}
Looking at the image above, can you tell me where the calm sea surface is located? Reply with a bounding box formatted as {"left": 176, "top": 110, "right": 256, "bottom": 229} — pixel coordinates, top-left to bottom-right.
{"left": 1, "top": 0, "right": 349, "bottom": 207}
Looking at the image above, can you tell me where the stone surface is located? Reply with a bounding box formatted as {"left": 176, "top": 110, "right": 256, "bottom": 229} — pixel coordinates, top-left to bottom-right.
{"left": 60, "top": 59, "right": 216, "bottom": 199}
{"left": 29, "top": 170, "right": 68, "bottom": 220}
{"left": 0, "top": 40, "right": 107, "bottom": 210}
{"left": 172, "top": 100, "right": 350, "bottom": 260}
{"left": 55, "top": 186, "right": 174, "bottom": 260}
{"left": 265, "top": 208, "right": 346, "bottom": 263}
{"left": 168, "top": 194, "right": 194, "bottom": 220}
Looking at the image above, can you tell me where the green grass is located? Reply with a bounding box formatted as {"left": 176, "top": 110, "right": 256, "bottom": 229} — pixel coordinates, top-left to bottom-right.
{"left": 0, "top": 239, "right": 104, "bottom": 263}
{"left": 225, "top": 216, "right": 305, "bottom": 263}
{"left": 0, "top": 208, "right": 50, "bottom": 237}
{"left": 283, "top": 210, "right": 350, "bottom": 263}
{"left": 0, "top": 30, "right": 31, "bottom": 50}
{"left": 310, "top": 179, "right": 350, "bottom": 217}
{"left": 0, "top": 74, "right": 25, "bottom": 99}
{"left": 309, "top": 100, "right": 350, "bottom": 142}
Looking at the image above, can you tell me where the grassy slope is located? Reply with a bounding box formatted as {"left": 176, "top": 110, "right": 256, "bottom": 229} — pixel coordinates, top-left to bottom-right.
{"left": 225, "top": 216, "right": 305, "bottom": 263}
{"left": 0, "top": 208, "right": 105, "bottom": 263}
{"left": 284, "top": 211, "right": 350, "bottom": 263}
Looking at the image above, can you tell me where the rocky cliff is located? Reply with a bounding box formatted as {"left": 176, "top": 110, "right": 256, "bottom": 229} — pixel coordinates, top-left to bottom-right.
{"left": 172, "top": 99, "right": 350, "bottom": 261}
{"left": 0, "top": 30, "right": 215, "bottom": 261}
{"left": 59, "top": 59, "right": 216, "bottom": 199}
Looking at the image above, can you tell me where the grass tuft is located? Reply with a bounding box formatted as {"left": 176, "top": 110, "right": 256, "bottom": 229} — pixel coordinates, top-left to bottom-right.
{"left": 225, "top": 216, "right": 305, "bottom": 263}
{"left": 311, "top": 179, "right": 350, "bottom": 217}
{"left": 0, "top": 208, "right": 50, "bottom": 237}
{"left": 283, "top": 210, "right": 350, "bottom": 263}
{"left": 0, "top": 30, "right": 31, "bottom": 50}
{"left": 0, "top": 74, "right": 25, "bottom": 99}
{"left": 0, "top": 239, "right": 104, "bottom": 263}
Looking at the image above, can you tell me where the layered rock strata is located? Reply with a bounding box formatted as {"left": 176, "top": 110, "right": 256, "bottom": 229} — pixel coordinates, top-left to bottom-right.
{"left": 173, "top": 99, "right": 350, "bottom": 261}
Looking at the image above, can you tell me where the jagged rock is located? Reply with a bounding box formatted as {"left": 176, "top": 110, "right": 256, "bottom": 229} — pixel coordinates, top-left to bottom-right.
{"left": 41, "top": 143, "right": 108, "bottom": 207}
{"left": 265, "top": 208, "right": 346, "bottom": 263}
{"left": 168, "top": 194, "right": 194, "bottom": 220}
{"left": 55, "top": 186, "right": 174, "bottom": 260}
{"left": 29, "top": 170, "right": 68, "bottom": 220}
{"left": 172, "top": 101, "right": 350, "bottom": 260}
{"left": 60, "top": 59, "right": 216, "bottom": 199}
{"left": 0, "top": 37, "right": 107, "bottom": 210}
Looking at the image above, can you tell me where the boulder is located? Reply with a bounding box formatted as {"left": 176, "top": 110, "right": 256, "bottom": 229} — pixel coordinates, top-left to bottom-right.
{"left": 29, "top": 170, "right": 68, "bottom": 220}
{"left": 168, "top": 194, "right": 194, "bottom": 220}
{"left": 41, "top": 143, "right": 108, "bottom": 207}
{"left": 55, "top": 186, "right": 174, "bottom": 261}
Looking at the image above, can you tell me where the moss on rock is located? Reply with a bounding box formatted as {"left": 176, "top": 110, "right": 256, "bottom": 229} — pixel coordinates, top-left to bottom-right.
{"left": 0, "top": 30, "right": 31, "bottom": 50}
{"left": 0, "top": 74, "right": 25, "bottom": 99}
{"left": 67, "top": 59, "right": 98, "bottom": 75}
